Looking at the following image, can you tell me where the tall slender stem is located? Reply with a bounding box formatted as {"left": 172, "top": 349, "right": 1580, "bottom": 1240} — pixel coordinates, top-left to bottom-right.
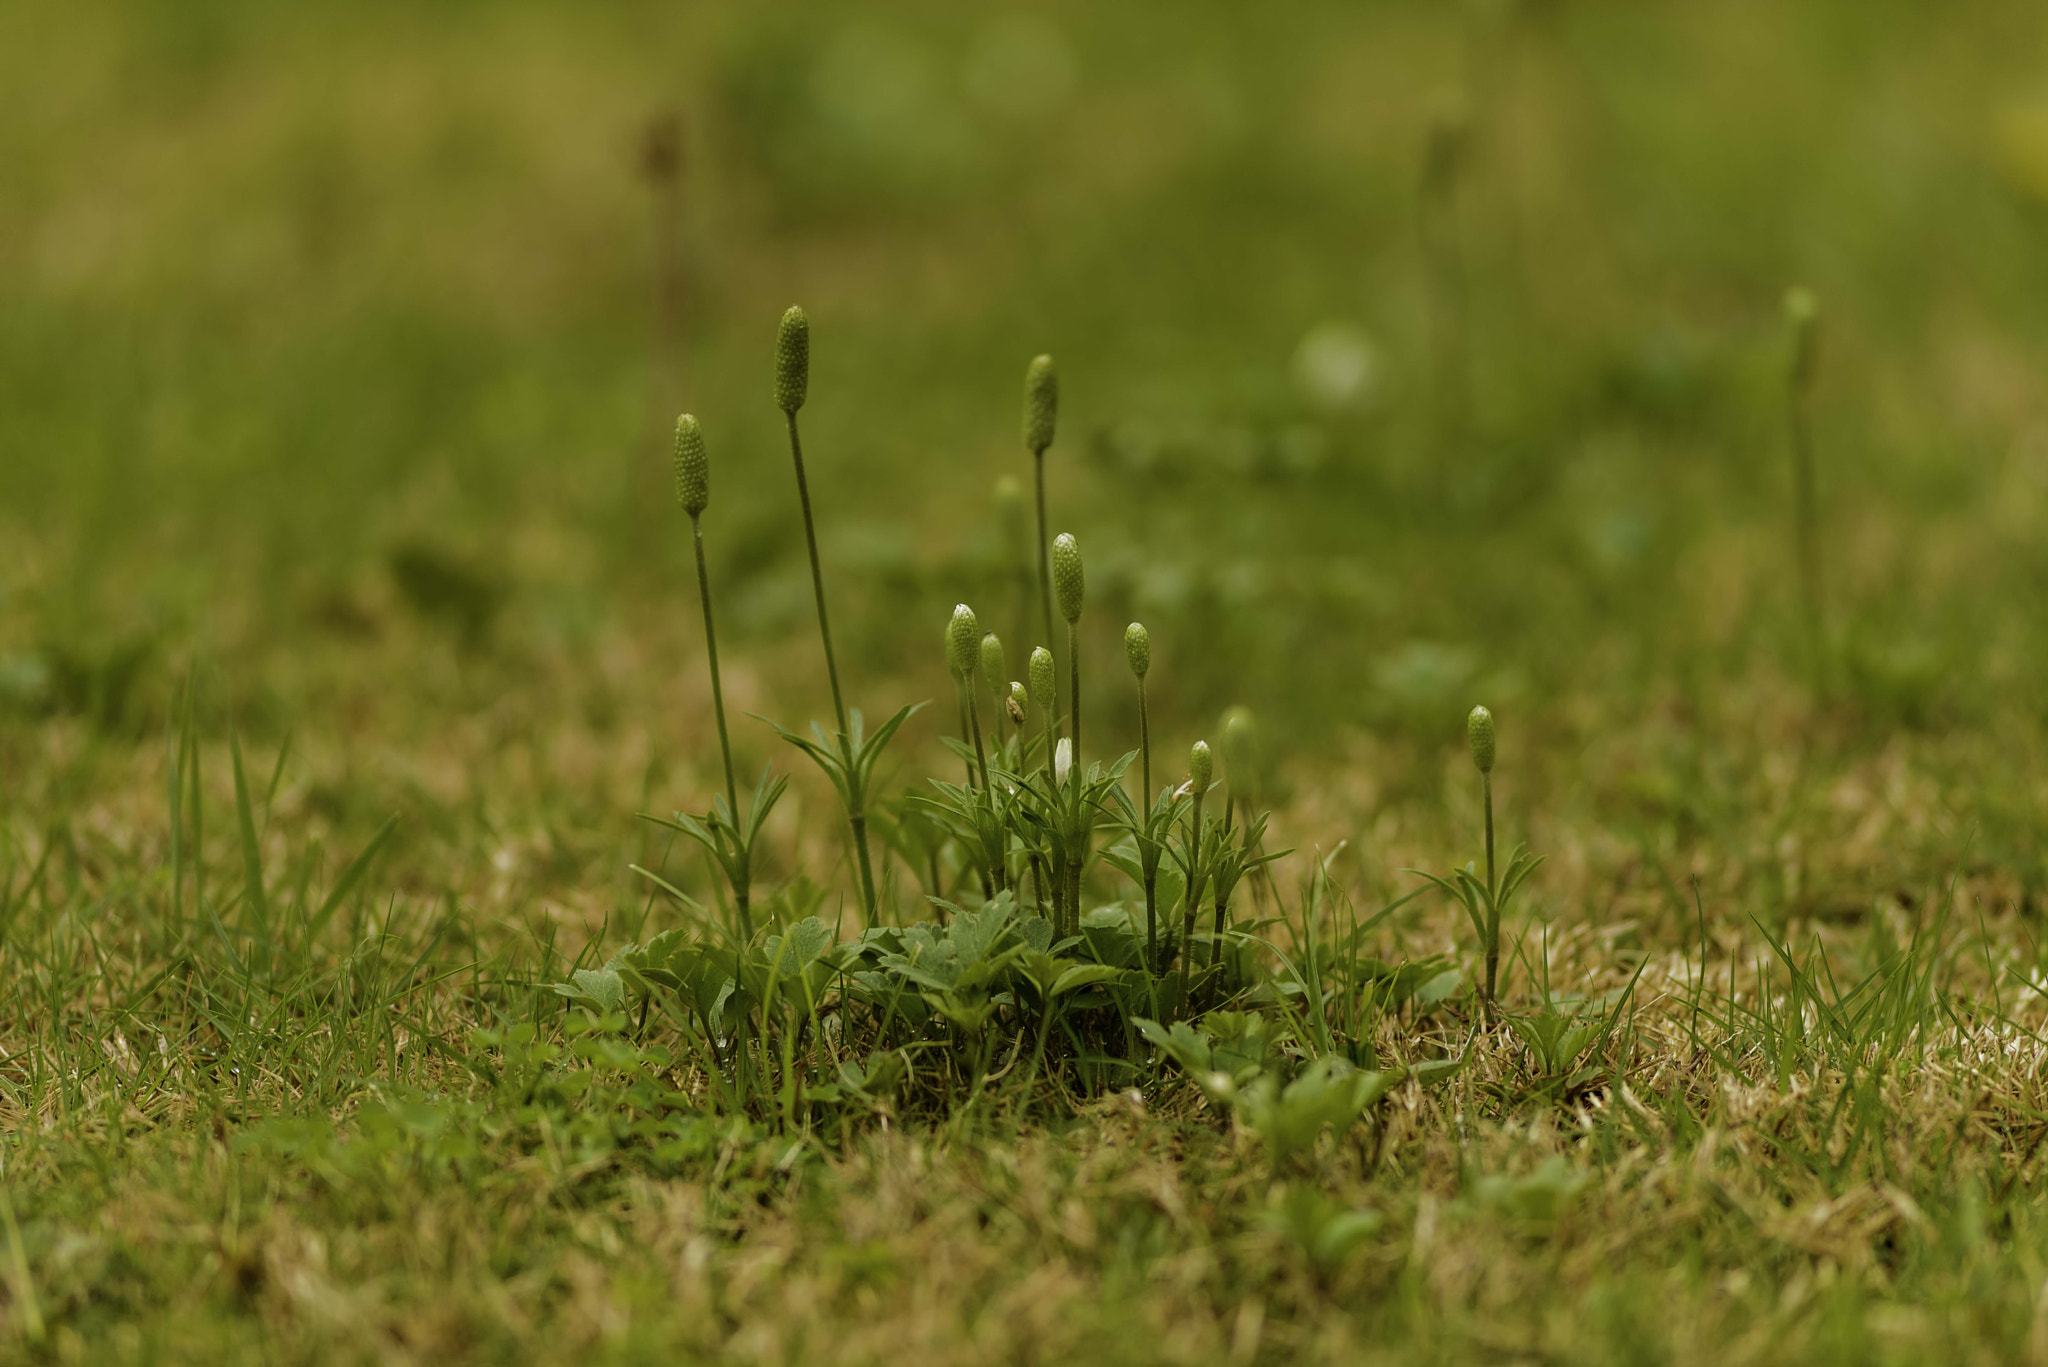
{"left": 1209, "top": 798, "right": 1235, "bottom": 969}
{"left": 1137, "top": 678, "right": 1151, "bottom": 811}
{"left": 963, "top": 685, "right": 1004, "bottom": 894}
{"left": 691, "top": 514, "right": 748, "bottom": 932}
{"left": 1790, "top": 389, "right": 1823, "bottom": 679}
{"left": 785, "top": 408, "right": 876, "bottom": 924}
{"left": 1066, "top": 621, "right": 1082, "bottom": 792}
{"left": 1033, "top": 449, "right": 1059, "bottom": 722}
{"left": 786, "top": 411, "right": 848, "bottom": 738}
{"left": 1482, "top": 771, "right": 1497, "bottom": 1010}
{"left": 1176, "top": 792, "right": 1208, "bottom": 1019}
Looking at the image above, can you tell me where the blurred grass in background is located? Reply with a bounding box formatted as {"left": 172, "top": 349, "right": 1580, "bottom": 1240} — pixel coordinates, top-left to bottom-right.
{"left": 4, "top": 0, "right": 2048, "bottom": 871}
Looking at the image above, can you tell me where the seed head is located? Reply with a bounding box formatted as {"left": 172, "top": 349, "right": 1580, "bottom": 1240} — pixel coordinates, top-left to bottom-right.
{"left": 980, "top": 633, "right": 1007, "bottom": 690}
{"left": 1007, "top": 683, "right": 1028, "bottom": 727}
{"left": 1467, "top": 705, "right": 1496, "bottom": 775}
{"left": 774, "top": 305, "right": 810, "bottom": 413}
{"left": 1028, "top": 647, "right": 1056, "bottom": 714}
{"left": 672, "top": 414, "right": 709, "bottom": 516}
{"left": 1222, "top": 706, "right": 1257, "bottom": 788}
{"left": 1023, "top": 354, "right": 1058, "bottom": 454}
{"left": 1052, "top": 533, "right": 1084, "bottom": 623}
{"left": 1124, "top": 622, "right": 1150, "bottom": 680}
{"left": 947, "top": 604, "right": 980, "bottom": 677}
{"left": 1189, "top": 740, "right": 1213, "bottom": 794}
{"left": 1784, "top": 287, "right": 1819, "bottom": 393}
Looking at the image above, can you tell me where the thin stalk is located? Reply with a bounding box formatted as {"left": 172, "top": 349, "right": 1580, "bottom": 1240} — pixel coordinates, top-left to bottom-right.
{"left": 1482, "top": 771, "right": 1498, "bottom": 1011}
{"left": 956, "top": 682, "right": 993, "bottom": 901}
{"left": 1790, "top": 384, "right": 1823, "bottom": 677}
{"left": 784, "top": 409, "right": 875, "bottom": 922}
{"left": 1136, "top": 677, "right": 1152, "bottom": 813}
{"left": 1033, "top": 449, "right": 1058, "bottom": 721}
{"left": 1143, "top": 868, "right": 1159, "bottom": 973}
{"left": 784, "top": 412, "right": 848, "bottom": 738}
{"left": 1066, "top": 621, "right": 1082, "bottom": 792}
{"left": 1209, "top": 797, "right": 1235, "bottom": 969}
{"left": 1176, "top": 790, "right": 1208, "bottom": 1019}
{"left": 964, "top": 684, "right": 1004, "bottom": 894}
{"left": 690, "top": 513, "right": 748, "bottom": 934}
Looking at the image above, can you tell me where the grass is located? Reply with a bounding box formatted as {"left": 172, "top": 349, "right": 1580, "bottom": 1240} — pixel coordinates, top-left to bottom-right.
{"left": 8, "top": 0, "right": 2048, "bottom": 1362}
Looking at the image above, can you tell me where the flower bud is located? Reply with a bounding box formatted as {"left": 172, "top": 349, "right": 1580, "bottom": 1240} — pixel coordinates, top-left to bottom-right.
{"left": 1007, "top": 683, "right": 1028, "bottom": 727}
{"left": 774, "top": 305, "right": 810, "bottom": 413}
{"left": 1222, "top": 706, "right": 1257, "bottom": 789}
{"left": 1188, "top": 740, "right": 1213, "bottom": 794}
{"left": 980, "top": 633, "right": 1007, "bottom": 691}
{"left": 1028, "top": 646, "right": 1056, "bottom": 713}
{"left": 1052, "top": 533, "right": 1084, "bottom": 623}
{"left": 1785, "top": 287, "right": 1819, "bottom": 394}
{"left": 946, "top": 604, "right": 980, "bottom": 677}
{"left": 1054, "top": 738, "right": 1073, "bottom": 784}
{"left": 672, "top": 414, "right": 709, "bottom": 516}
{"left": 1124, "top": 622, "right": 1150, "bottom": 680}
{"left": 1467, "top": 705, "right": 1496, "bottom": 775}
{"left": 1022, "top": 354, "right": 1058, "bottom": 454}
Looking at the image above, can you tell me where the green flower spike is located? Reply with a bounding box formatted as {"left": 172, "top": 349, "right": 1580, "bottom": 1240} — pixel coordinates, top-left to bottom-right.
{"left": 1008, "top": 682, "right": 1028, "bottom": 727}
{"left": 1023, "top": 354, "right": 1058, "bottom": 455}
{"left": 1124, "top": 622, "right": 1150, "bottom": 679}
{"left": 1053, "top": 533, "right": 1084, "bottom": 624}
{"left": 774, "top": 305, "right": 810, "bottom": 414}
{"left": 673, "top": 414, "right": 709, "bottom": 517}
{"left": 1028, "top": 647, "right": 1056, "bottom": 716}
{"left": 980, "top": 633, "right": 1007, "bottom": 693}
{"left": 1189, "top": 740, "right": 1213, "bottom": 794}
{"left": 1467, "top": 705, "right": 1496, "bottom": 774}
{"left": 947, "top": 604, "right": 981, "bottom": 678}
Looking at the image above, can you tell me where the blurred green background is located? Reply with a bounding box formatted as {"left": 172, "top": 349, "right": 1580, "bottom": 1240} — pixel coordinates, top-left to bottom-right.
{"left": 6, "top": 0, "right": 2048, "bottom": 876}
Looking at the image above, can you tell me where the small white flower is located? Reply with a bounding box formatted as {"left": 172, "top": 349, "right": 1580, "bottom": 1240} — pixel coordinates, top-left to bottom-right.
{"left": 1054, "top": 738, "right": 1073, "bottom": 784}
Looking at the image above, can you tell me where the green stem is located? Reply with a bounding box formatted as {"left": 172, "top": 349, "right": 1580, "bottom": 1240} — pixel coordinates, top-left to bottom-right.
{"left": 1033, "top": 447, "right": 1058, "bottom": 722}
{"left": 1136, "top": 677, "right": 1151, "bottom": 812}
{"left": 1482, "top": 771, "right": 1497, "bottom": 1011}
{"left": 964, "top": 683, "right": 1004, "bottom": 894}
{"left": 1209, "top": 797, "right": 1235, "bottom": 969}
{"left": 691, "top": 514, "right": 748, "bottom": 934}
{"left": 1143, "top": 868, "right": 1159, "bottom": 974}
{"left": 1066, "top": 620, "right": 1082, "bottom": 793}
{"left": 785, "top": 411, "right": 848, "bottom": 739}
{"left": 1176, "top": 791, "right": 1207, "bottom": 1020}
{"left": 1790, "top": 387, "right": 1823, "bottom": 680}
{"left": 850, "top": 808, "right": 878, "bottom": 929}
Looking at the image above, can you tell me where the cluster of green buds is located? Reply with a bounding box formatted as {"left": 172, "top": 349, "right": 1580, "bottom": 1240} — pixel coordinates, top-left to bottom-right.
{"left": 1124, "top": 622, "right": 1150, "bottom": 680}
{"left": 774, "top": 305, "right": 810, "bottom": 413}
{"left": 1467, "top": 704, "right": 1495, "bottom": 774}
{"left": 947, "top": 604, "right": 981, "bottom": 679}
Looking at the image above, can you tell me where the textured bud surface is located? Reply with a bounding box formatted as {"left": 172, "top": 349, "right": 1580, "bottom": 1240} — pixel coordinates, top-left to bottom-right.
{"left": 1028, "top": 646, "right": 1056, "bottom": 712}
{"left": 1467, "top": 705, "right": 1496, "bottom": 774}
{"left": 1007, "top": 683, "right": 1028, "bottom": 726}
{"left": 980, "top": 633, "right": 1007, "bottom": 688}
{"left": 1052, "top": 533, "right": 1084, "bottom": 623}
{"left": 947, "top": 605, "right": 980, "bottom": 676}
{"left": 1189, "top": 740, "right": 1213, "bottom": 793}
{"left": 672, "top": 414, "right": 709, "bottom": 516}
{"left": 1124, "top": 622, "right": 1150, "bottom": 679}
{"left": 1023, "top": 354, "right": 1058, "bottom": 453}
{"left": 775, "top": 305, "right": 810, "bottom": 413}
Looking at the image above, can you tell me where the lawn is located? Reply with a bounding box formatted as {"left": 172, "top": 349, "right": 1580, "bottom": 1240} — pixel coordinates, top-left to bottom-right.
{"left": 6, "top": 1, "right": 2048, "bottom": 1362}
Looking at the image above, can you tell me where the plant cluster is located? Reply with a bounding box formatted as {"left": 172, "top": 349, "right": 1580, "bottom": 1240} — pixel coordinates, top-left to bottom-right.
{"left": 560, "top": 308, "right": 1576, "bottom": 1150}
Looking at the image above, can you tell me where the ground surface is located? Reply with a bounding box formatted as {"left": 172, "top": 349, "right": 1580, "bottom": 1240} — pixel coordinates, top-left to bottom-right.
{"left": 7, "top": 2, "right": 2048, "bottom": 1363}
